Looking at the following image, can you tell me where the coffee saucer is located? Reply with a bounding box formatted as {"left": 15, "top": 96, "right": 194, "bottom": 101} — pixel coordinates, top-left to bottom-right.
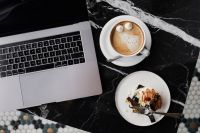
{"left": 115, "top": 71, "right": 171, "bottom": 126}
{"left": 99, "top": 15, "right": 152, "bottom": 67}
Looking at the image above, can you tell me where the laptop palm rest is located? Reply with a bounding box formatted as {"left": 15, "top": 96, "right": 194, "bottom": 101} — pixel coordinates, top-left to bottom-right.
{"left": 19, "top": 67, "right": 71, "bottom": 108}
{"left": 0, "top": 76, "right": 23, "bottom": 111}
{"left": 20, "top": 62, "right": 102, "bottom": 108}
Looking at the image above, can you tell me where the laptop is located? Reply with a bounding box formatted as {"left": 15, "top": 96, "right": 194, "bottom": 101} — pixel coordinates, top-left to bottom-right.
{"left": 0, "top": 0, "right": 102, "bottom": 111}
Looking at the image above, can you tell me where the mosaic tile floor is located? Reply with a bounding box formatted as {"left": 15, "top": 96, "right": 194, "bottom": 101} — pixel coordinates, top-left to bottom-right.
{"left": 1, "top": 59, "right": 200, "bottom": 133}
{"left": 177, "top": 59, "right": 200, "bottom": 133}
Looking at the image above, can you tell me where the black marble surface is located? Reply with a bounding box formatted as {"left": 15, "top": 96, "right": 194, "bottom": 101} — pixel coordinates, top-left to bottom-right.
{"left": 22, "top": 0, "right": 200, "bottom": 133}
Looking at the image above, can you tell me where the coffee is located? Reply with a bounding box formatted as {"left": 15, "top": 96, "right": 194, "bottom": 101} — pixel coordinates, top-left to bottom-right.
{"left": 110, "top": 21, "right": 144, "bottom": 55}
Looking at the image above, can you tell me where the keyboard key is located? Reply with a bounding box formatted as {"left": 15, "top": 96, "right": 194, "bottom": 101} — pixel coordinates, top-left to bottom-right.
{"left": 48, "top": 58, "right": 53, "bottom": 63}
{"left": 7, "top": 65, "right": 12, "bottom": 70}
{"left": 61, "top": 49, "right": 67, "bottom": 55}
{"left": 49, "top": 40, "right": 55, "bottom": 45}
{"left": 36, "top": 48, "right": 41, "bottom": 53}
{"left": 6, "top": 54, "right": 12, "bottom": 59}
{"left": 80, "top": 58, "right": 85, "bottom": 63}
{"left": 24, "top": 50, "right": 30, "bottom": 55}
{"left": 42, "top": 59, "right": 47, "bottom": 64}
{"left": 18, "top": 51, "right": 24, "bottom": 57}
{"left": 50, "top": 52, "right": 55, "bottom": 57}
{"left": 30, "top": 49, "right": 36, "bottom": 54}
{"left": 59, "top": 56, "right": 65, "bottom": 61}
{"left": 26, "top": 44, "right": 32, "bottom": 49}
{"left": 12, "top": 52, "right": 18, "bottom": 58}
{"left": 54, "top": 57, "right": 59, "bottom": 62}
{"left": 44, "top": 53, "right": 50, "bottom": 58}
{"left": 67, "top": 48, "right": 73, "bottom": 53}
{"left": 38, "top": 42, "right": 43, "bottom": 47}
{"left": 7, "top": 71, "right": 12, "bottom": 76}
{"left": 77, "top": 41, "right": 83, "bottom": 51}
{"left": 20, "top": 45, "right": 26, "bottom": 51}
{"left": 38, "top": 54, "right": 43, "bottom": 59}
{"left": 8, "top": 47, "right": 14, "bottom": 53}
{"left": 3, "top": 48, "right": 8, "bottom": 54}
{"left": 44, "top": 41, "right": 49, "bottom": 46}
{"left": 71, "top": 42, "right": 76, "bottom": 47}
{"left": 2, "top": 60, "right": 8, "bottom": 65}
{"left": 53, "top": 45, "right": 59, "bottom": 50}
{"left": 62, "top": 61, "right": 68, "bottom": 66}
{"left": 26, "top": 63, "right": 54, "bottom": 73}
{"left": 14, "top": 46, "right": 20, "bottom": 52}
{"left": 77, "top": 41, "right": 82, "bottom": 47}
{"left": 15, "top": 58, "right": 20, "bottom": 63}
{"left": 73, "top": 47, "right": 79, "bottom": 53}
{"left": 56, "top": 51, "right": 61, "bottom": 56}
{"left": 73, "top": 35, "right": 81, "bottom": 41}
{"left": 48, "top": 46, "right": 53, "bottom": 51}
{"left": 61, "top": 38, "right": 66, "bottom": 43}
{"left": 12, "top": 70, "right": 18, "bottom": 75}
{"left": 65, "top": 43, "right": 70, "bottom": 48}
{"left": 68, "top": 60, "right": 73, "bottom": 65}
{"left": 67, "top": 37, "right": 72, "bottom": 42}
{"left": 32, "top": 55, "right": 38, "bottom": 60}
{"left": 42, "top": 47, "right": 47, "bottom": 52}
{"left": 65, "top": 54, "right": 71, "bottom": 60}
{"left": 55, "top": 62, "right": 61, "bottom": 67}
{"left": 36, "top": 60, "right": 42, "bottom": 65}
{"left": 59, "top": 44, "right": 64, "bottom": 49}
{"left": 30, "top": 61, "right": 36, "bottom": 66}
{"left": 25, "top": 62, "right": 30, "bottom": 67}
{"left": 71, "top": 52, "right": 84, "bottom": 59}
{"left": 32, "top": 43, "right": 37, "bottom": 48}
{"left": 19, "top": 63, "right": 24, "bottom": 68}
{"left": 27, "top": 56, "right": 32, "bottom": 61}
{"left": 1, "top": 72, "right": 6, "bottom": 77}
{"left": 55, "top": 38, "right": 61, "bottom": 44}
{"left": 74, "top": 59, "right": 79, "bottom": 64}
{"left": 9, "top": 59, "right": 14, "bottom": 64}
{"left": 18, "top": 69, "right": 25, "bottom": 74}
{"left": 0, "top": 54, "right": 7, "bottom": 60}
{"left": 13, "top": 64, "right": 18, "bottom": 69}
{"left": 21, "top": 57, "right": 26, "bottom": 62}
{"left": 2, "top": 66, "right": 6, "bottom": 71}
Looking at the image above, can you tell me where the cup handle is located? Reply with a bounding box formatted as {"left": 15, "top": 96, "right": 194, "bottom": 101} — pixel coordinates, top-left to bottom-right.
{"left": 140, "top": 48, "right": 150, "bottom": 57}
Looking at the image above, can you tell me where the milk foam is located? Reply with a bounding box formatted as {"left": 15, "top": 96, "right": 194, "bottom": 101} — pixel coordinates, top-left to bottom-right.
{"left": 120, "top": 33, "right": 140, "bottom": 52}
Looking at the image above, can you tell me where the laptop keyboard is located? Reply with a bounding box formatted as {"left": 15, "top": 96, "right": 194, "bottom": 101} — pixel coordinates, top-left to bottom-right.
{"left": 0, "top": 31, "right": 85, "bottom": 78}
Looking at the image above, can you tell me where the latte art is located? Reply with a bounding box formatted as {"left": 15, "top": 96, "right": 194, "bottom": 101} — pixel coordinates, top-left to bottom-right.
{"left": 110, "top": 21, "right": 144, "bottom": 55}
{"left": 120, "top": 33, "right": 140, "bottom": 53}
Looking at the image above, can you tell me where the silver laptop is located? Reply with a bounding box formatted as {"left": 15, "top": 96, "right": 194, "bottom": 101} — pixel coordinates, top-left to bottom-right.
{"left": 0, "top": 0, "right": 102, "bottom": 111}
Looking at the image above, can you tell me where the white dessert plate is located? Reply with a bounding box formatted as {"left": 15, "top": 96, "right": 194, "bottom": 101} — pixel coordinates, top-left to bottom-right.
{"left": 115, "top": 71, "right": 171, "bottom": 126}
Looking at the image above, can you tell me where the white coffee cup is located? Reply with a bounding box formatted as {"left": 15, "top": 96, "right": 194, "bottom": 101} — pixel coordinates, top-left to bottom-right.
{"left": 107, "top": 15, "right": 150, "bottom": 58}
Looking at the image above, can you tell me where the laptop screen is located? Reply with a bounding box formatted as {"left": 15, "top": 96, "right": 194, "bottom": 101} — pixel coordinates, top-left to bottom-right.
{"left": 0, "top": 0, "right": 88, "bottom": 37}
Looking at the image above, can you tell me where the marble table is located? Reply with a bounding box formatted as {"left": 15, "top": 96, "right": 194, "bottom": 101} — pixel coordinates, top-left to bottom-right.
{"left": 23, "top": 0, "right": 200, "bottom": 133}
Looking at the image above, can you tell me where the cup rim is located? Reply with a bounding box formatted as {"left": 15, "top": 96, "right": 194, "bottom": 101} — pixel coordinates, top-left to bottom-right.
{"left": 108, "top": 16, "right": 147, "bottom": 57}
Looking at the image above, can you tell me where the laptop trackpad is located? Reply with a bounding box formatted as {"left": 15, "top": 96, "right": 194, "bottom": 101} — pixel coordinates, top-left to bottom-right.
{"left": 0, "top": 76, "right": 23, "bottom": 111}
{"left": 20, "top": 68, "right": 71, "bottom": 108}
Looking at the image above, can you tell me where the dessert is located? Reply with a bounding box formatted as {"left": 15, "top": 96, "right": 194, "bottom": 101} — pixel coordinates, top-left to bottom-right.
{"left": 127, "top": 87, "right": 162, "bottom": 112}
